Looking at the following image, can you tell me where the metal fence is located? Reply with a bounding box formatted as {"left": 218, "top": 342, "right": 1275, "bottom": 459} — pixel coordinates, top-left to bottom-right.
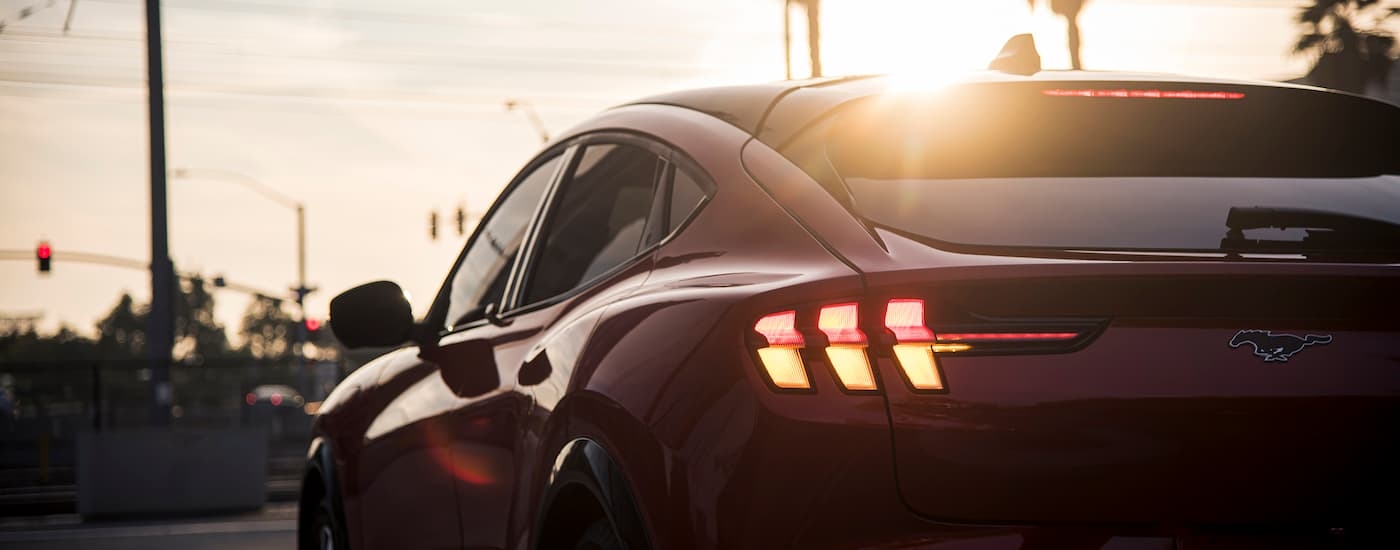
{"left": 0, "top": 358, "right": 346, "bottom": 510}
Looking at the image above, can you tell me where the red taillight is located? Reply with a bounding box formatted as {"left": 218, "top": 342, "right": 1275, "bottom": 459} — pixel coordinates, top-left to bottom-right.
{"left": 884, "top": 299, "right": 934, "bottom": 341}
{"left": 819, "top": 303, "right": 876, "bottom": 391}
{"left": 817, "top": 303, "right": 865, "bottom": 344}
{"left": 883, "top": 299, "right": 948, "bottom": 391}
{"left": 1042, "top": 88, "right": 1245, "bottom": 100}
{"left": 754, "top": 310, "right": 803, "bottom": 347}
{"left": 269, "top": 393, "right": 283, "bottom": 406}
{"left": 937, "top": 332, "right": 1079, "bottom": 342}
{"left": 753, "top": 310, "right": 809, "bottom": 390}
{"left": 754, "top": 298, "right": 1089, "bottom": 394}
{"left": 245, "top": 393, "right": 256, "bottom": 406}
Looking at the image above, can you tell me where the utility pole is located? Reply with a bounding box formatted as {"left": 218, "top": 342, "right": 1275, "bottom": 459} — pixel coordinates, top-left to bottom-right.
{"left": 144, "top": 0, "right": 174, "bottom": 427}
{"left": 293, "top": 204, "right": 310, "bottom": 360}
{"left": 805, "top": 0, "right": 822, "bottom": 78}
{"left": 783, "top": 0, "right": 792, "bottom": 79}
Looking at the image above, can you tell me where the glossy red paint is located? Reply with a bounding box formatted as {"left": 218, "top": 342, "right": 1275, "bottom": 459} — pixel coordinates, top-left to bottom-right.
{"left": 304, "top": 77, "right": 1400, "bottom": 550}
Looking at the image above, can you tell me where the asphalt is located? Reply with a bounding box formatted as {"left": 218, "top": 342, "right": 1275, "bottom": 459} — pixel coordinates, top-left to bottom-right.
{"left": 0, "top": 503, "right": 297, "bottom": 550}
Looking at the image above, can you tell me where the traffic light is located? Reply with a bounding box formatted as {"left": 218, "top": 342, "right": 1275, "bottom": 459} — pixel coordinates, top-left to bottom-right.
{"left": 429, "top": 210, "right": 439, "bottom": 240}
{"left": 36, "top": 241, "right": 51, "bottom": 273}
{"left": 455, "top": 205, "right": 467, "bottom": 236}
{"left": 305, "top": 317, "right": 321, "bottom": 333}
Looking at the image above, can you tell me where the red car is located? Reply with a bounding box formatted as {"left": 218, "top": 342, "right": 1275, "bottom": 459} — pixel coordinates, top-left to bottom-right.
{"left": 301, "top": 42, "right": 1400, "bottom": 550}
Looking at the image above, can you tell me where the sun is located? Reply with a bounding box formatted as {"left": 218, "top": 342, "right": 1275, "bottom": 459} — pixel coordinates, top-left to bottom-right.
{"left": 817, "top": 0, "right": 1033, "bottom": 82}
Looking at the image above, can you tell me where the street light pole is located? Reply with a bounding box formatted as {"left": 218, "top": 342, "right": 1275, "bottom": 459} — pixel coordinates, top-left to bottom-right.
{"left": 504, "top": 99, "right": 550, "bottom": 144}
{"left": 144, "top": 0, "right": 174, "bottom": 427}
{"left": 169, "top": 168, "right": 313, "bottom": 357}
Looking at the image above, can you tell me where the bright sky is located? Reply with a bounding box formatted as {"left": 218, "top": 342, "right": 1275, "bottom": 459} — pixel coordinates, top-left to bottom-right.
{"left": 0, "top": 0, "right": 1346, "bottom": 340}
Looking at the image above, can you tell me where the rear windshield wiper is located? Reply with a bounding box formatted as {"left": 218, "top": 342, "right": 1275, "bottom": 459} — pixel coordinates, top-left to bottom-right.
{"left": 1220, "top": 206, "right": 1400, "bottom": 260}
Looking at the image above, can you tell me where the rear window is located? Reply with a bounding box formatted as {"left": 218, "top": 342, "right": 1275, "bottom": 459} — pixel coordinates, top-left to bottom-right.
{"left": 791, "top": 82, "right": 1400, "bottom": 256}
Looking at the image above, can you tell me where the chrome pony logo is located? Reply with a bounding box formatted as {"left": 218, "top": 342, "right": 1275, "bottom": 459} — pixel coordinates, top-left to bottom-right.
{"left": 1229, "top": 330, "right": 1332, "bottom": 362}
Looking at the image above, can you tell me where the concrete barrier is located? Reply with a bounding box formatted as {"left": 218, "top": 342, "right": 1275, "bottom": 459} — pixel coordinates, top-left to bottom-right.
{"left": 76, "top": 429, "right": 267, "bottom": 518}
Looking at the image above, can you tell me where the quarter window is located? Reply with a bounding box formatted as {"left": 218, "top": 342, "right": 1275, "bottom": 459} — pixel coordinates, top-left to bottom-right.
{"left": 522, "top": 143, "right": 661, "bottom": 305}
{"left": 444, "top": 155, "right": 560, "bottom": 328}
{"left": 667, "top": 167, "right": 707, "bottom": 234}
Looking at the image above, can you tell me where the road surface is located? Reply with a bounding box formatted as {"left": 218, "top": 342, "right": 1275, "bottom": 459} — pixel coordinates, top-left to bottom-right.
{"left": 0, "top": 505, "right": 296, "bottom": 550}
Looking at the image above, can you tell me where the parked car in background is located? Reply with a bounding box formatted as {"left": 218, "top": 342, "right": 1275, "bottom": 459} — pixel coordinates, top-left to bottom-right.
{"left": 243, "top": 384, "right": 305, "bottom": 440}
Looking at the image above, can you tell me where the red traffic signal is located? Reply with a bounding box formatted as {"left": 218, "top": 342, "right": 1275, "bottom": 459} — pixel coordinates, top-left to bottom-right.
{"left": 305, "top": 318, "right": 322, "bottom": 332}
{"left": 36, "top": 241, "right": 51, "bottom": 273}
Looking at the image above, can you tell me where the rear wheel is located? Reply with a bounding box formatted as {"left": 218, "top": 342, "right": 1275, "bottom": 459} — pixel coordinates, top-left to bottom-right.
{"left": 313, "top": 505, "right": 338, "bottom": 550}
{"left": 572, "top": 518, "right": 623, "bottom": 550}
{"left": 301, "top": 481, "right": 347, "bottom": 550}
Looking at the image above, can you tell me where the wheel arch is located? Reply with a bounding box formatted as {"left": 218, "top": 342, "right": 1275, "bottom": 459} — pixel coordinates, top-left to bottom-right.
{"left": 300, "top": 436, "right": 351, "bottom": 549}
{"left": 533, "top": 437, "right": 651, "bottom": 550}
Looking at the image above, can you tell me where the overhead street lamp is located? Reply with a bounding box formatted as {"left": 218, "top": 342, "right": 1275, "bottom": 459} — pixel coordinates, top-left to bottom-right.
{"left": 505, "top": 99, "right": 550, "bottom": 144}
{"left": 170, "top": 167, "right": 316, "bottom": 356}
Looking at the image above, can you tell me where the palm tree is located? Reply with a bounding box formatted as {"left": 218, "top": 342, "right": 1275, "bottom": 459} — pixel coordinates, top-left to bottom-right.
{"left": 1294, "top": 0, "right": 1397, "bottom": 94}
{"left": 1028, "top": 0, "right": 1087, "bottom": 70}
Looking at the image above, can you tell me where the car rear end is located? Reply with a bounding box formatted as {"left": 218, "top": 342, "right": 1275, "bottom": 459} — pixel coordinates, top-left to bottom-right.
{"left": 743, "top": 78, "right": 1400, "bottom": 545}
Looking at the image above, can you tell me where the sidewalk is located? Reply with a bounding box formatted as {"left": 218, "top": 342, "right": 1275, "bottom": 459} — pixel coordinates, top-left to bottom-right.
{"left": 0, "top": 503, "right": 297, "bottom": 549}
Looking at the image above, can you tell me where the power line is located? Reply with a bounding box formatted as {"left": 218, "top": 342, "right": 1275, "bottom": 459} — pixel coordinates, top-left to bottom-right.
{"left": 0, "top": 74, "right": 627, "bottom": 109}
{"left": 76, "top": 0, "right": 776, "bottom": 39}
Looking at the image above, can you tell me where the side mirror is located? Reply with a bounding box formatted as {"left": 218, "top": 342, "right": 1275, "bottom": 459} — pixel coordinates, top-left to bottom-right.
{"left": 329, "top": 281, "right": 414, "bottom": 349}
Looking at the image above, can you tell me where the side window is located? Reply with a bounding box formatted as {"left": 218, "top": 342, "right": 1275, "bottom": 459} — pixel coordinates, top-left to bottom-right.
{"left": 522, "top": 143, "right": 661, "bottom": 305}
{"left": 444, "top": 155, "right": 560, "bottom": 329}
{"left": 666, "top": 166, "right": 708, "bottom": 234}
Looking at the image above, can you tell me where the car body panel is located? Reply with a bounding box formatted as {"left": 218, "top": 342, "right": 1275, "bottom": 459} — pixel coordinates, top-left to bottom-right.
{"left": 306, "top": 73, "right": 1400, "bottom": 550}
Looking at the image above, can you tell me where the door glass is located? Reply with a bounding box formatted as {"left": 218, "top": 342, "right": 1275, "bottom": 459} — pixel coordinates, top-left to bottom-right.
{"left": 522, "top": 143, "right": 660, "bottom": 305}
{"left": 444, "top": 155, "right": 559, "bottom": 328}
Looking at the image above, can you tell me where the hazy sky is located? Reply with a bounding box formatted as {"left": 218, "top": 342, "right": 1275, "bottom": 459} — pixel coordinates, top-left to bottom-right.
{"left": 0, "top": 0, "right": 1363, "bottom": 341}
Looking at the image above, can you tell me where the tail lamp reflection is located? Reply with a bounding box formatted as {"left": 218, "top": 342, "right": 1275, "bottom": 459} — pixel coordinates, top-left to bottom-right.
{"left": 754, "top": 298, "right": 1084, "bottom": 394}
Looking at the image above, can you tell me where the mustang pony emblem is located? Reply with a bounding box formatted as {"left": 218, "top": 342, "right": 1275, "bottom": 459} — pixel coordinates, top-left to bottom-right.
{"left": 1229, "top": 330, "right": 1332, "bottom": 362}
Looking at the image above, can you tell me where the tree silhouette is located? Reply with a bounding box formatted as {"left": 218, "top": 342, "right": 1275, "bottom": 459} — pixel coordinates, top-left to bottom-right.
{"left": 240, "top": 296, "right": 295, "bottom": 360}
{"left": 96, "top": 293, "right": 145, "bottom": 360}
{"left": 1029, "top": 0, "right": 1087, "bottom": 70}
{"left": 0, "top": 324, "right": 98, "bottom": 362}
{"left": 1294, "top": 0, "right": 1397, "bottom": 94}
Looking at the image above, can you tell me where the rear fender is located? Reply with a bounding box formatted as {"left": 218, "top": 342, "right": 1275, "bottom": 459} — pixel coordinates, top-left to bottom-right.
{"left": 534, "top": 437, "right": 650, "bottom": 550}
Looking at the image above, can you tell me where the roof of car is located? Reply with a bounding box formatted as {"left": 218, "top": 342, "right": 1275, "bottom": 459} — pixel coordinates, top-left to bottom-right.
{"left": 625, "top": 70, "right": 1338, "bottom": 147}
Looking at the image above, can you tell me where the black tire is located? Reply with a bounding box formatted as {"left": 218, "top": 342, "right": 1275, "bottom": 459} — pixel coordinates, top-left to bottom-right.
{"left": 572, "top": 518, "right": 624, "bottom": 550}
{"left": 308, "top": 495, "right": 348, "bottom": 550}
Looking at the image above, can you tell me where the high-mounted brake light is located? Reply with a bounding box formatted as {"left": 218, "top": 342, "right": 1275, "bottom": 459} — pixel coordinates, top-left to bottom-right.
{"left": 819, "top": 303, "right": 876, "bottom": 391}
{"left": 1041, "top": 88, "right": 1245, "bottom": 100}
{"left": 754, "top": 311, "right": 809, "bottom": 389}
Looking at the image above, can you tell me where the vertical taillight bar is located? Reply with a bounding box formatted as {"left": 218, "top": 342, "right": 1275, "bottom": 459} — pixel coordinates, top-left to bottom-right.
{"left": 818, "top": 303, "right": 877, "bottom": 391}
{"left": 754, "top": 310, "right": 810, "bottom": 389}
{"left": 884, "top": 299, "right": 964, "bottom": 391}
